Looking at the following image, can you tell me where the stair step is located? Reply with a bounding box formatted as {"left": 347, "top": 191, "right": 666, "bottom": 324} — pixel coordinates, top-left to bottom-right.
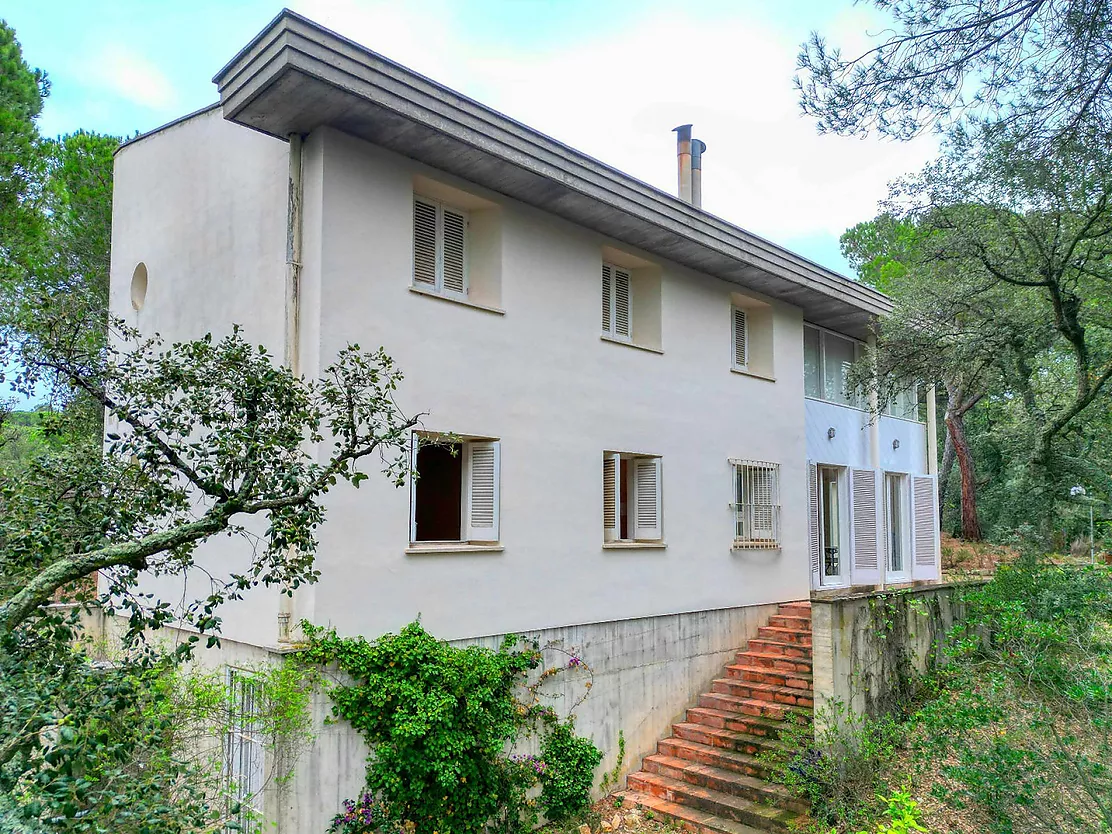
{"left": 743, "top": 638, "right": 812, "bottom": 659}
{"left": 736, "top": 651, "right": 812, "bottom": 674}
{"left": 625, "top": 772, "right": 804, "bottom": 834}
{"left": 685, "top": 707, "right": 793, "bottom": 739}
{"left": 617, "top": 790, "right": 769, "bottom": 834}
{"left": 725, "top": 665, "right": 812, "bottom": 690}
{"left": 643, "top": 754, "right": 809, "bottom": 814}
{"left": 658, "top": 737, "right": 775, "bottom": 780}
{"left": 671, "top": 722, "right": 791, "bottom": 756}
{"left": 757, "top": 626, "right": 812, "bottom": 645}
{"left": 711, "top": 678, "right": 814, "bottom": 707}
{"left": 766, "top": 614, "right": 811, "bottom": 630}
{"left": 699, "top": 692, "right": 812, "bottom": 721}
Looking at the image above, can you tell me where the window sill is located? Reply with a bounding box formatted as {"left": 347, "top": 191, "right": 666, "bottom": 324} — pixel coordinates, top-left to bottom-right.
{"left": 730, "top": 367, "right": 775, "bottom": 383}
{"left": 732, "top": 540, "right": 782, "bottom": 552}
{"left": 406, "top": 543, "right": 504, "bottom": 555}
{"left": 600, "top": 334, "right": 663, "bottom": 354}
{"left": 409, "top": 286, "right": 505, "bottom": 315}
{"left": 602, "top": 541, "right": 667, "bottom": 550}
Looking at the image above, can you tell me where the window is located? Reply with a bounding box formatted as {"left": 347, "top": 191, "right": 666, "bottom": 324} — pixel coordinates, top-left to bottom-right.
{"left": 803, "top": 324, "right": 863, "bottom": 407}
{"left": 731, "top": 460, "right": 780, "bottom": 548}
{"left": 731, "top": 307, "right": 749, "bottom": 370}
{"left": 818, "top": 465, "right": 845, "bottom": 584}
{"left": 601, "top": 263, "right": 633, "bottom": 341}
{"left": 413, "top": 196, "right": 468, "bottom": 298}
{"left": 225, "top": 670, "right": 263, "bottom": 832}
{"left": 603, "top": 452, "right": 662, "bottom": 543}
{"left": 410, "top": 434, "right": 500, "bottom": 544}
{"left": 885, "top": 473, "right": 910, "bottom": 575}
{"left": 885, "top": 384, "right": 920, "bottom": 421}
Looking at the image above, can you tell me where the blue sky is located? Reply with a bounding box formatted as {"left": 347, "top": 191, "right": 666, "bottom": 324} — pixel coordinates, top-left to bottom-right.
{"left": 5, "top": 0, "right": 935, "bottom": 279}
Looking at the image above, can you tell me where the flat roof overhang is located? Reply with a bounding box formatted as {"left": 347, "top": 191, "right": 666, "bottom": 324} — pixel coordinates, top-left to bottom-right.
{"left": 214, "top": 10, "right": 891, "bottom": 339}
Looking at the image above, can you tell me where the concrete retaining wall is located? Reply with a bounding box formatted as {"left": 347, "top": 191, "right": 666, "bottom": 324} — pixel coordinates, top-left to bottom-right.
{"left": 810, "top": 582, "right": 982, "bottom": 734}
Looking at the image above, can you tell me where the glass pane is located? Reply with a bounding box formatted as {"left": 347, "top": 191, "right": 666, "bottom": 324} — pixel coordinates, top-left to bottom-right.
{"left": 820, "top": 468, "right": 840, "bottom": 577}
{"left": 887, "top": 475, "right": 904, "bottom": 572}
{"left": 804, "top": 326, "right": 822, "bottom": 398}
{"left": 823, "top": 333, "right": 856, "bottom": 405}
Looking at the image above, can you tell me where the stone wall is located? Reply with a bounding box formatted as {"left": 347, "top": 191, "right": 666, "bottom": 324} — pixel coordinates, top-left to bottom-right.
{"left": 810, "top": 582, "right": 983, "bottom": 734}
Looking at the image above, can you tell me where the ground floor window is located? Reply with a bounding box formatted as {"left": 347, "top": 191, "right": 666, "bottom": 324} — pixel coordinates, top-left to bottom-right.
{"left": 603, "top": 452, "right": 662, "bottom": 542}
{"left": 731, "top": 459, "right": 780, "bottom": 548}
{"left": 225, "top": 669, "right": 263, "bottom": 832}
{"left": 885, "top": 472, "right": 910, "bottom": 575}
{"left": 410, "top": 434, "right": 501, "bottom": 544}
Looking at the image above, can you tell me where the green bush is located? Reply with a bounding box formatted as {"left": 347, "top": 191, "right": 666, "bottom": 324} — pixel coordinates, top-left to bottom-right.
{"left": 302, "top": 620, "right": 602, "bottom": 834}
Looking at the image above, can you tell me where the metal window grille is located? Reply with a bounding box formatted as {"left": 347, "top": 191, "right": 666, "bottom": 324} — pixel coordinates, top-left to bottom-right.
{"left": 224, "top": 670, "right": 264, "bottom": 833}
{"left": 731, "top": 459, "right": 781, "bottom": 548}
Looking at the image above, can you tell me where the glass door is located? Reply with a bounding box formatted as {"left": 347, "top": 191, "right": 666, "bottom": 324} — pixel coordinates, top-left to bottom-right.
{"left": 818, "top": 466, "right": 844, "bottom": 585}
{"left": 885, "top": 473, "right": 910, "bottom": 581}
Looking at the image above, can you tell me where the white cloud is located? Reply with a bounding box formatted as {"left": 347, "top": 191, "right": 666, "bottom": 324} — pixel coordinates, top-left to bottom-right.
{"left": 292, "top": 0, "right": 935, "bottom": 269}
{"left": 87, "top": 45, "right": 176, "bottom": 111}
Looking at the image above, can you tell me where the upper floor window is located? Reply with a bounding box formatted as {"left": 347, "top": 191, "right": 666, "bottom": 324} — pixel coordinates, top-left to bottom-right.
{"left": 885, "top": 385, "right": 920, "bottom": 421}
{"left": 732, "top": 459, "right": 781, "bottom": 549}
{"left": 804, "top": 324, "right": 862, "bottom": 407}
{"left": 410, "top": 433, "right": 501, "bottom": 545}
{"left": 601, "top": 263, "right": 633, "bottom": 341}
{"left": 731, "top": 306, "right": 749, "bottom": 370}
{"left": 413, "top": 196, "right": 468, "bottom": 298}
{"left": 730, "top": 293, "right": 775, "bottom": 379}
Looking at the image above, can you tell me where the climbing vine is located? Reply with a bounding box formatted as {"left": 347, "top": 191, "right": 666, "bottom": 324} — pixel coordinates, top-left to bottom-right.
{"left": 302, "top": 620, "right": 602, "bottom": 834}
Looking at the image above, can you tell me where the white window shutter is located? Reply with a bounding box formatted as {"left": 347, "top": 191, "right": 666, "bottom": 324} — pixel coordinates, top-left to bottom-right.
{"left": 633, "top": 457, "right": 662, "bottom": 540}
{"left": 413, "top": 199, "right": 438, "bottom": 287}
{"left": 441, "top": 207, "right": 468, "bottom": 295}
{"left": 732, "top": 307, "right": 748, "bottom": 369}
{"left": 601, "top": 264, "right": 613, "bottom": 334}
{"left": 751, "top": 466, "right": 775, "bottom": 539}
{"left": 602, "top": 453, "right": 619, "bottom": 542}
{"left": 408, "top": 432, "right": 420, "bottom": 543}
{"left": 850, "top": 468, "right": 882, "bottom": 586}
{"left": 613, "top": 268, "right": 632, "bottom": 339}
{"left": 911, "top": 474, "right": 941, "bottom": 581}
{"left": 466, "top": 441, "right": 499, "bottom": 542}
{"left": 808, "top": 463, "right": 821, "bottom": 588}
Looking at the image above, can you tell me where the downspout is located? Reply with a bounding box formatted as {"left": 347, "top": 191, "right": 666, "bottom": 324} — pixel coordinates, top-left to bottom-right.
{"left": 277, "top": 133, "right": 304, "bottom": 644}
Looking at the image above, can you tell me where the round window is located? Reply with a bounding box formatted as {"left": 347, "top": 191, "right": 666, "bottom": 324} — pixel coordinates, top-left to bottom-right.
{"left": 130, "top": 263, "right": 148, "bottom": 310}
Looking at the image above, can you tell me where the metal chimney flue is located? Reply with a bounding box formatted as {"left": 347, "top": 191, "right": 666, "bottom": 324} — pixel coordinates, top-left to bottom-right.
{"left": 673, "top": 124, "right": 705, "bottom": 208}
{"left": 673, "top": 124, "right": 693, "bottom": 204}
{"left": 691, "top": 138, "right": 706, "bottom": 209}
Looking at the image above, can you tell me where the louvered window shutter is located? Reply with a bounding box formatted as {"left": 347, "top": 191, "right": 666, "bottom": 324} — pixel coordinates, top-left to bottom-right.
{"left": 466, "top": 441, "right": 500, "bottom": 542}
{"left": 613, "top": 268, "right": 632, "bottom": 339}
{"left": 751, "top": 466, "right": 775, "bottom": 539}
{"left": 441, "top": 207, "right": 468, "bottom": 295}
{"left": 732, "top": 307, "right": 748, "bottom": 369}
{"left": 602, "top": 453, "right": 619, "bottom": 542}
{"left": 408, "top": 432, "right": 420, "bottom": 543}
{"left": 808, "top": 463, "right": 821, "bottom": 588}
{"left": 601, "top": 264, "right": 613, "bottom": 334}
{"left": 850, "top": 468, "right": 882, "bottom": 586}
{"left": 633, "top": 457, "right": 662, "bottom": 540}
{"left": 911, "top": 474, "right": 940, "bottom": 580}
{"left": 413, "top": 199, "right": 438, "bottom": 287}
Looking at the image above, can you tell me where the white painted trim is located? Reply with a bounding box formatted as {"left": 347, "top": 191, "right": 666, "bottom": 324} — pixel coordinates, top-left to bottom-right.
{"left": 408, "top": 285, "right": 505, "bottom": 315}
{"left": 406, "top": 544, "right": 505, "bottom": 554}
{"left": 599, "top": 334, "right": 663, "bottom": 354}
{"left": 602, "top": 541, "right": 667, "bottom": 550}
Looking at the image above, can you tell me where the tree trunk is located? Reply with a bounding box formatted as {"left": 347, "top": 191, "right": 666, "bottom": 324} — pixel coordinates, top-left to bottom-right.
{"left": 938, "top": 427, "right": 955, "bottom": 521}
{"left": 945, "top": 405, "right": 983, "bottom": 541}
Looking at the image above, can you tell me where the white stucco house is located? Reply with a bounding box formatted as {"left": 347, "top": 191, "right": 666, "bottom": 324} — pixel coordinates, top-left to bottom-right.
{"left": 107, "top": 10, "right": 941, "bottom": 831}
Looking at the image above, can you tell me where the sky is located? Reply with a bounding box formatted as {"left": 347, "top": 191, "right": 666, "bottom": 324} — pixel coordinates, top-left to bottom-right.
{"left": 5, "top": 0, "right": 939, "bottom": 278}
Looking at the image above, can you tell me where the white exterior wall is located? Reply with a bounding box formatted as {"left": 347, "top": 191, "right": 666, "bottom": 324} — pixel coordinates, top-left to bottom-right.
{"left": 805, "top": 398, "right": 928, "bottom": 473}
{"left": 108, "top": 108, "right": 290, "bottom": 647}
{"left": 294, "top": 128, "right": 809, "bottom": 641}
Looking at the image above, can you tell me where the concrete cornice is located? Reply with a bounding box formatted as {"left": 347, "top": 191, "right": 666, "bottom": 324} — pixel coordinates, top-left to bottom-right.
{"left": 213, "top": 9, "right": 892, "bottom": 336}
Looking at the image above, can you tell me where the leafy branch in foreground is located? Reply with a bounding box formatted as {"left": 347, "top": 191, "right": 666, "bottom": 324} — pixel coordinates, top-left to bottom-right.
{"left": 0, "top": 322, "right": 419, "bottom": 641}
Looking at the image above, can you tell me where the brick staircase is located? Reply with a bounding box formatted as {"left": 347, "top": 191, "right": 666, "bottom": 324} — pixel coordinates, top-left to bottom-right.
{"left": 618, "top": 601, "right": 813, "bottom": 834}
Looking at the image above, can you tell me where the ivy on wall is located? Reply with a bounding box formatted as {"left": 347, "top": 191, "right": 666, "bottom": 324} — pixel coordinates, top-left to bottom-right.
{"left": 301, "top": 620, "right": 603, "bottom": 834}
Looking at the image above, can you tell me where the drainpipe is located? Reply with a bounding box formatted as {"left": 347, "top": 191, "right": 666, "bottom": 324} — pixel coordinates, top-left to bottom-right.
{"left": 925, "top": 384, "right": 938, "bottom": 475}
{"left": 673, "top": 124, "right": 693, "bottom": 204}
{"left": 691, "top": 139, "right": 707, "bottom": 209}
{"left": 277, "top": 133, "right": 304, "bottom": 644}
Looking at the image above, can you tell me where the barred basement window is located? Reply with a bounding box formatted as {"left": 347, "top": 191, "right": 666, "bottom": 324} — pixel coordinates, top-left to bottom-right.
{"left": 224, "top": 669, "right": 264, "bottom": 832}
{"left": 731, "top": 459, "right": 780, "bottom": 549}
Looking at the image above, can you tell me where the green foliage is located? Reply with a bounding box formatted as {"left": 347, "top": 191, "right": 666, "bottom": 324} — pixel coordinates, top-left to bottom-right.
{"left": 761, "top": 706, "right": 906, "bottom": 830}
{"left": 854, "top": 788, "right": 927, "bottom": 834}
{"left": 0, "top": 611, "right": 317, "bottom": 833}
{"left": 302, "top": 620, "right": 603, "bottom": 834}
